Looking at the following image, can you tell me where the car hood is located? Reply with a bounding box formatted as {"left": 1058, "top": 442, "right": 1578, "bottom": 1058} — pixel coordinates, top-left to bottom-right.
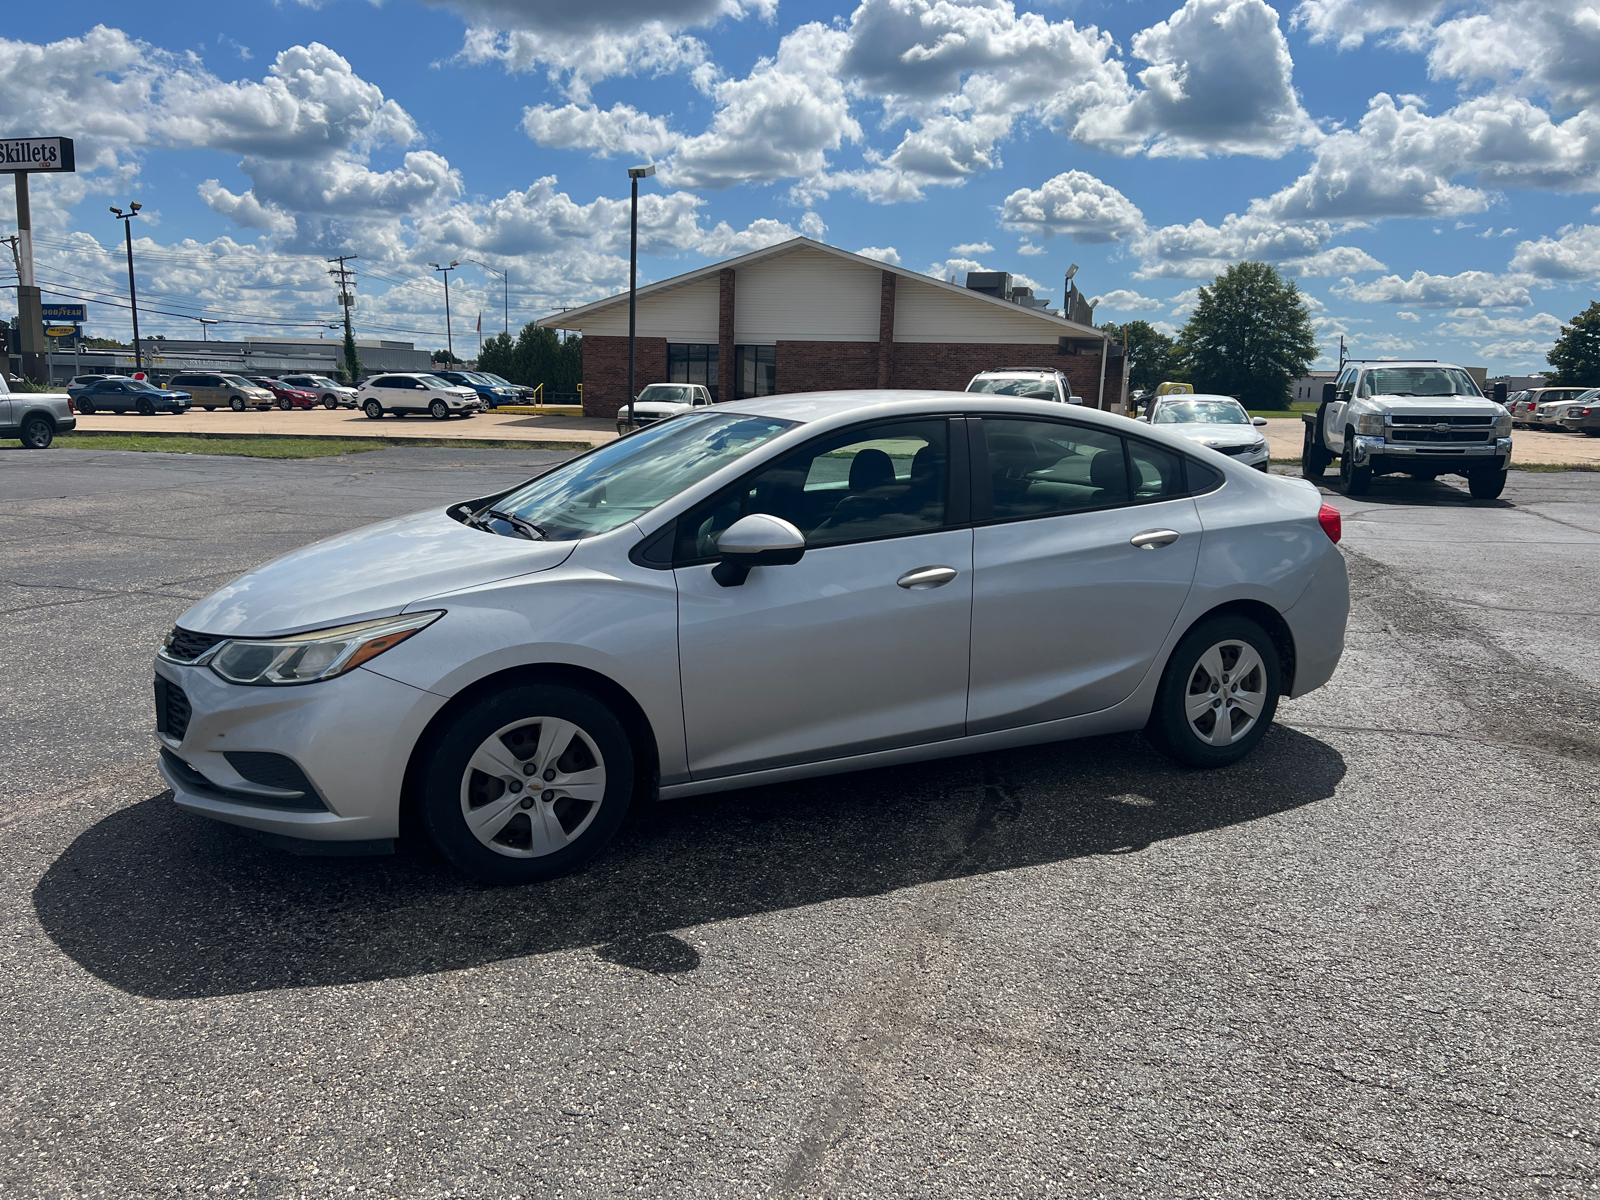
{"left": 1157, "top": 424, "right": 1265, "bottom": 447}
{"left": 1369, "top": 395, "right": 1503, "bottom": 413}
{"left": 177, "top": 509, "right": 575, "bottom": 637}
{"left": 629, "top": 401, "right": 691, "bottom": 416}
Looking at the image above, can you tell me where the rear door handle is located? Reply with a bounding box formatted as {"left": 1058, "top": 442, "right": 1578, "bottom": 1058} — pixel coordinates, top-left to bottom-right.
{"left": 897, "top": 565, "right": 958, "bottom": 589}
{"left": 1130, "top": 529, "right": 1180, "bottom": 549}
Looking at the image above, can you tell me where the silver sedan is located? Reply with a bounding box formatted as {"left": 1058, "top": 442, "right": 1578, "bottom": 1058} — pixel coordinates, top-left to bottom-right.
{"left": 153, "top": 392, "right": 1350, "bottom": 884}
{"left": 1145, "top": 393, "right": 1272, "bottom": 472}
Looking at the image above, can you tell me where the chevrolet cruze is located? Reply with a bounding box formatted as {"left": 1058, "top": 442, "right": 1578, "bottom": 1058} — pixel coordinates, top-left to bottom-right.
{"left": 154, "top": 392, "right": 1349, "bottom": 884}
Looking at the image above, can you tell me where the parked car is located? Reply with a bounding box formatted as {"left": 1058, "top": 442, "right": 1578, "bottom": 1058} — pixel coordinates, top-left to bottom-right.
{"left": 246, "top": 376, "right": 321, "bottom": 411}
{"left": 0, "top": 373, "right": 76, "bottom": 448}
{"left": 966, "top": 368, "right": 1082, "bottom": 405}
{"left": 166, "top": 373, "right": 276, "bottom": 411}
{"left": 356, "top": 373, "right": 483, "bottom": 420}
{"left": 1556, "top": 389, "right": 1600, "bottom": 436}
{"left": 153, "top": 390, "right": 1349, "bottom": 883}
{"left": 67, "top": 374, "right": 128, "bottom": 405}
{"left": 477, "top": 372, "right": 539, "bottom": 403}
{"left": 1528, "top": 388, "right": 1594, "bottom": 430}
{"left": 432, "top": 370, "right": 520, "bottom": 409}
{"left": 279, "top": 374, "right": 359, "bottom": 409}
{"left": 617, "top": 383, "right": 715, "bottom": 433}
{"left": 1145, "top": 394, "right": 1271, "bottom": 472}
{"left": 73, "top": 377, "right": 192, "bottom": 415}
{"left": 1506, "top": 390, "right": 1540, "bottom": 428}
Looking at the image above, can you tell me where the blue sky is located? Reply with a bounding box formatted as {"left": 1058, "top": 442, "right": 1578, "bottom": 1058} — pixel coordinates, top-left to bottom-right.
{"left": 2, "top": 0, "right": 1596, "bottom": 372}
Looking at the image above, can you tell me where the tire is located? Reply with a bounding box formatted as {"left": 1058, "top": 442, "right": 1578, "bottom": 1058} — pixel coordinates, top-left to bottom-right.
{"left": 1339, "top": 432, "right": 1372, "bottom": 496}
{"left": 76, "top": 400, "right": 95, "bottom": 416}
{"left": 1468, "top": 464, "right": 1508, "bottom": 500}
{"left": 430, "top": 399, "right": 449, "bottom": 420}
{"left": 420, "top": 685, "right": 635, "bottom": 885}
{"left": 229, "top": 397, "right": 245, "bottom": 412}
{"left": 19, "top": 415, "right": 53, "bottom": 449}
{"left": 363, "top": 399, "right": 384, "bottom": 420}
{"left": 395, "top": 410, "right": 409, "bottom": 419}
{"left": 203, "top": 406, "right": 215, "bottom": 412}
{"left": 1585, "top": 429, "right": 1600, "bottom": 438}
{"left": 1301, "top": 417, "right": 1331, "bottom": 479}
{"left": 136, "top": 399, "right": 155, "bottom": 416}
{"left": 322, "top": 395, "right": 337, "bottom": 410}
{"left": 1145, "top": 615, "right": 1282, "bottom": 768}
{"left": 277, "top": 397, "right": 292, "bottom": 411}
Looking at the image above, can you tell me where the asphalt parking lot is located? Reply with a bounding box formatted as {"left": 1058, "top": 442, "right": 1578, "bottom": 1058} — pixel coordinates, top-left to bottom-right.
{"left": 3, "top": 447, "right": 1599, "bottom": 1198}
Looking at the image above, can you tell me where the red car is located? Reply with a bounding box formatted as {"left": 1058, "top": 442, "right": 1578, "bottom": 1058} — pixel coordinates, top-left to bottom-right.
{"left": 247, "top": 376, "right": 321, "bottom": 410}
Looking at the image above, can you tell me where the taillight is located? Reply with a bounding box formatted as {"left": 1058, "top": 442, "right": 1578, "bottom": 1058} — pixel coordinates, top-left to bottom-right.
{"left": 1318, "top": 503, "right": 1342, "bottom": 543}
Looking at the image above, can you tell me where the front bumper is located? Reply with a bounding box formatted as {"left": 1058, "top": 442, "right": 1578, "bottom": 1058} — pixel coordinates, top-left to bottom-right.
{"left": 1350, "top": 435, "right": 1511, "bottom": 470}
{"left": 154, "top": 657, "right": 447, "bottom": 844}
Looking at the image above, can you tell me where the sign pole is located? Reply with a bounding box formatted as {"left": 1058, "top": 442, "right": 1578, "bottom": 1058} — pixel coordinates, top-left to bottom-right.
{"left": 12, "top": 172, "right": 47, "bottom": 383}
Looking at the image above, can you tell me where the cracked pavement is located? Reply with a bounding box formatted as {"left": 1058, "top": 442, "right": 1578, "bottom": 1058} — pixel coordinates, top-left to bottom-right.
{"left": 2, "top": 448, "right": 1599, "bottom": 1198}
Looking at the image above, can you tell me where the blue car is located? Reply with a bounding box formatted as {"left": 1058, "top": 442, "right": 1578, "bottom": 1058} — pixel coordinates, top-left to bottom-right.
{"left": 74, "top": 378, "right": 192, "bottom": 415}
{"left": 433, "top": 370, "right": 519, "bottom": 409}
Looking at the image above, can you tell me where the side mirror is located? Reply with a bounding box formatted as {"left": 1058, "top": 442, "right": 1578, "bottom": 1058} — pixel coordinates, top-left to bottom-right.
{"left": 1252, "top": 416, "right": 1268, "bottom": 427}
{"left": 1067, "top": 395, "right": 1084, "bottom": 405}
{"left": 712, "top": 514, "right": 805, "bottom": 587}
{"left": 1493, "top": 381, "right": 1507, "bottom": 404}
{"left": 1321, "top": 382, "right": 1336, "bottom": 405}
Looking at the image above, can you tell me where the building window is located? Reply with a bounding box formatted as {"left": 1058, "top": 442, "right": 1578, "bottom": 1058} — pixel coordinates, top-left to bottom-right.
{"left": 668, "top": 344, "right": 719, "bottom": 398}
{"left": 735, "top": 345, "right": 776, "bottom": 398}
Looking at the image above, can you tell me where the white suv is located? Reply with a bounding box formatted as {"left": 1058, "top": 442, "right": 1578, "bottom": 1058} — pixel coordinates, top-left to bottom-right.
{"left": 965, "top": 368, "right": 1082, "bottom": 406}
{"left": 358, "top": 373, "right": 483, "bottom": 420}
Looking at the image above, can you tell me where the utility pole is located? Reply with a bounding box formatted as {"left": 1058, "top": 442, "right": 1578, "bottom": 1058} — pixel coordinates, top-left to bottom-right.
{"left": 110, "top": 202, "right": 143, "bottom": 373}
{"left": 327, "top": 254, "right": 359, "bottom": 385}
{"left": 428, "top": 261, "right": 459, "bottom": 363}
{"left": 626, "top": 164, "right": 656, "bottom": 414}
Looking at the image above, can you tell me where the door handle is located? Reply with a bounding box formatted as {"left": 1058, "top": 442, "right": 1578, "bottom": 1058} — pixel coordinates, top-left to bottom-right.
{"left": 1130, "top": 529, "right": 1180, "bottom": 549}
{"left": 897, "top": 565, "right": 958, "bottom": 589}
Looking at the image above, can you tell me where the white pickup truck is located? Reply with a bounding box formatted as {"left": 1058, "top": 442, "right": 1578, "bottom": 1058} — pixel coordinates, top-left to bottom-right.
{"left": 0, "top": 375, "right": 76, "bottom": 449}
{"left": 1301, "top": 360, "right": 1513, "bottom": 499}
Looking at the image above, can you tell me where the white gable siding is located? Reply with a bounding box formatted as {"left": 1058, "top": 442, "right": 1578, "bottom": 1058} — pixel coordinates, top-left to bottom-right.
{"left": 734, "top": 246, "right": 881, "bottom": 343}
{"left": 568, "top": 275, "right": 721, "bottom": 341}
{"left": 893, "top": 274, "right": 1062, "bottom": 344}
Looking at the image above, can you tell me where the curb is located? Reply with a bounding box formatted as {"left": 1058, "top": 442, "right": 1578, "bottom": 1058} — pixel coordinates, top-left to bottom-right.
{"left": 57, "top": 428, "right": 599, "bottom": 451}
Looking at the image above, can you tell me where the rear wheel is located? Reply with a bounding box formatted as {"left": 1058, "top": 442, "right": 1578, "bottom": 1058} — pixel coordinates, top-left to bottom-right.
{"left": 1468, "top": 464, "right": 1508, "bottom": 500}
{"left": 1146, "top": 615, "right": 1281, "bottom": 768}
{"left": 19, "top": 415, "right": 53, "bottom": 449}
{"left": 76, "top": 400, "right": 95, "bottom": 415}
{"left": 421, "top": 685, "right": 635, "bottom": 885}
{"left": 430, "top": 399, "right": 449, "bottom": 420}
{"left": 363, "top": 399, "right": 383, "bottom": 420}
{"left": 1301, "top": 419, "right": 1332, "bottom": 479}
{"left": 229, "top": 396, "right": 245, "bottom": 412}
{"left": 1339, "top": 432, "right": 1372, "bottom": 496}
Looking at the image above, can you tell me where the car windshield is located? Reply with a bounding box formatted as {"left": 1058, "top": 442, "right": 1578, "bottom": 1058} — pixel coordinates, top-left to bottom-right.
{"left": 637, "top": 385, "right": 694, "bottom": 403}
{"left": 418, "top": 375, "right": 455, "bottom": 389}
{"left": 967, "top": 377, "right": 1053, "bottom": 396}
{"left": 222, "top": 375, "right": 254, "bottom": 388}
{"left": 488, "top": 412, "right": 797, "bottom": 541}
{"left": 480, "top": 373, "right": 513, "bottom": 387}
{"left": 127, "top": 380, "right": 164, "bottom": 392}
{"left": 1153, "top": 399, "right": 1249, "bottom": 425}
{"left": 1361, "top": 367, "right": 1482, "bottom": 397}
{"left": 461, "top": 373, "right": 496, "bottom": 384}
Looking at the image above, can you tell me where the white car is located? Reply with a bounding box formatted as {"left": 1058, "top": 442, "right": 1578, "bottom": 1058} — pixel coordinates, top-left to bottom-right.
{"left": 281, "top": 373, "right": 360, "bottom": 409}
{"left": 617, "top": 383, "right": 715, "bottom": 433}
{"left": 153, "top": 390, "right": 1349, "bottom": 884}
{"left": 1146, "top": 394, "right": 1271, "bottom": 472}
{"left": 357, "top": 373, "right": 483, "bottom": 420}
{"left": 966, "top": 368, "right": 1082, "bottom": 405}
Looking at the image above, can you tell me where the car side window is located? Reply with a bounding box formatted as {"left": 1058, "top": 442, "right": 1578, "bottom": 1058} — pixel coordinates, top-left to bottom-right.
{"left": 675, "top": 419, "right": 950, "bottom": 562}
{"left": 980, "top": 418, "right": 1128, "bottom": 520}
{"left": 1126, "top": 438, "right": 1187, "bottom": 501}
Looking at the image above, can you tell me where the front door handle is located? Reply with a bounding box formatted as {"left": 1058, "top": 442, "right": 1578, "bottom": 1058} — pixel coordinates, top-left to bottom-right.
{"left": 897, "top": 565, "right": 958, "bottom": 589}
{"left": 1130, "top": 529, "right": 1180, "bottom": 549}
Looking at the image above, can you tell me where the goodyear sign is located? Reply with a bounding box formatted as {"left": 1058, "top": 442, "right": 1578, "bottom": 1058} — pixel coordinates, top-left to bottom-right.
{"left": 1, "top": 137, "right": 75, "bottom": 172}
{"left": 41, "top": 303, "right": 86, "bottom": 322}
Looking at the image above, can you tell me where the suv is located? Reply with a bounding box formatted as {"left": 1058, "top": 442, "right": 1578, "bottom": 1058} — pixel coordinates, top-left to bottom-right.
{"left": 357, "top": 373, "right": 483, "bottom": 420}
{"left": 280, "top": 374, "right": 359, "bottom": 409}
{"left": 1302, "top": 360, "right": 1512, "bottom": 499}
{"left": 617, "top": 383, "right": 714, "bottom": 433}
{"left": 1524, "top": 387, "right": 1595, "bottom": 430}
{"left": 432, "top": 370, "right": 520, "bottom": 410}
{"left": 0, "top": 373, "right": 76, "bottom": 448}
{"left": 168, "top": 373, "right": 276, "bottom": 411}
{"left": 965, "top": 368, "right": 1082, "bottom": 406}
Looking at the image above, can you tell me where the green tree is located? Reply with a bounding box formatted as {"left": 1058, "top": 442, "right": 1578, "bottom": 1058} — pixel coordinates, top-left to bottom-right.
{"left": 1099, "top": 319, "right": 1186, "bottom": 395}
{"left": 478, "top": 324, "right": 583, "bottom": 394}
{"left": 1175, "top": 262, "right": 1318, "bottom": 410}
{"left": 1545, "top": 301, "right": 1600, "bottom": 387}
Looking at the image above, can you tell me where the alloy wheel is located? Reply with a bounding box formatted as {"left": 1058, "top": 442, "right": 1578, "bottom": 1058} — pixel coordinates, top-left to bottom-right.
{"left": 1183, "top": 639, "right": 1267, "bottom": 747}
{"left": 459, "top": 717, "right": 607, "bottom": 859}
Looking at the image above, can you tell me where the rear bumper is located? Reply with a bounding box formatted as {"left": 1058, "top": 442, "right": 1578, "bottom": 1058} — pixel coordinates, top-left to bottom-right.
{"left": 1283, "top": 551, "right": 1349, "bottom": 698}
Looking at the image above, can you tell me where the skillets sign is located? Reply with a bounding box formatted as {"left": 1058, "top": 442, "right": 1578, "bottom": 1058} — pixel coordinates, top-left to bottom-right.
{"left": 1, "top": 137, "right": 76, "bottom": 172}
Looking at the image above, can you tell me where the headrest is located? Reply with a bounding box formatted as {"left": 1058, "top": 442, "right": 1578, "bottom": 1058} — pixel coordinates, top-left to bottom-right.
{"left": 849, "top": 448, "right": 897, "bottom": 492}
{"left": 1089, "top": 448, "right": 1126, "bottom": 492}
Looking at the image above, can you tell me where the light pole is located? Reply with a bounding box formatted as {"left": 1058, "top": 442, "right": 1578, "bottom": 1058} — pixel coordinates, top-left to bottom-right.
{"left": 428, "top": 260, "right": 459, "bottom": 363}
{"left": 110, "top": 202, "right": 143, "bottom": 372}
{"left": 463, "top": 259, "right": 508, "bottom": 336}
{"left": 197, "top": 318, "right": 217, "bottom": 342}
{"left": 626, "top": 165, "right": 655, "bottom": 414}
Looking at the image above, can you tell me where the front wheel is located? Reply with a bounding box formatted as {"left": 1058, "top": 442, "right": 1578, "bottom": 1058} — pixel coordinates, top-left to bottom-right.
{"left": 277, "top": 397, "right": 292, "bottom": 411}
{"left": 429, "top": 399, "right": 449, "bottom": 420}
{"left": 363, "top": 399, "right": 383, "bottom": 420}
{"left": 1146, "top": 616, "right": 1282, "bottom": 768}
{"left": 1339, "top": 433, "right": 1372, "bottom": 496}
{"left": 420, "top": 685, "right": 635, "bottom": 885}
{"left": 19, "top": 415, "right": 54, "bottom": 449}
{"left": 229, "top": 396, "right": 245, "bottom": 412}
{"left": 1468, "top": 464, "right": 1508, "bottom": 500}
{"left": 136, "top": 399, "right": 155, "bottom": 416}
{"left": 323, "top": 395, "right": 337, "bottom": 409}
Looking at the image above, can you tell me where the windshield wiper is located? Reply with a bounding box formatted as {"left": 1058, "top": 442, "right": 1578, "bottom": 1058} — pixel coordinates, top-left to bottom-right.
{"left": 484, "top": 509, "right": 548, "bottom": 540}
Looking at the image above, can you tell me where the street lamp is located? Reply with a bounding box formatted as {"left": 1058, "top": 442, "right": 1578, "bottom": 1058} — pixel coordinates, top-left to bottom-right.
{"left": 626, "top": 165, "right": 655, "bottom": 413}
{"left": 463, "top": 258, "right": 508, "bottom": 336}
{"left": 197, "top": 318, "right": 218, "bottom": 342}
{"left": 428, "top": 260, "right": 460, "bottom": 363}
{"left": 110, "top": 202, "right": 143, "bottom": 372}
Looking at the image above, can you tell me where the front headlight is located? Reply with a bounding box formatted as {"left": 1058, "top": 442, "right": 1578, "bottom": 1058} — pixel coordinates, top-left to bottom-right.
{"left": 1493, "top": 411, "right": 1513, "bottom": 435}
{"left": 1356, "top": 414, "right": 1386, "bottom": 436}
{"left": 206, "top": 611, "right": 443, "bottom": 686}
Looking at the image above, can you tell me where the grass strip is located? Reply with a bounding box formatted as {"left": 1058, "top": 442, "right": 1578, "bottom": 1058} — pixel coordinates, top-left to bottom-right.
{"left": 3, "top": 432, "right": 588, "bottom": 458}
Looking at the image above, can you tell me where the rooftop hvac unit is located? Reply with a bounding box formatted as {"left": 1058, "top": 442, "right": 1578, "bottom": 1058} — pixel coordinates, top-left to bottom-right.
{"left": 965, "top": 271, "right": 1012, "bottom": 300}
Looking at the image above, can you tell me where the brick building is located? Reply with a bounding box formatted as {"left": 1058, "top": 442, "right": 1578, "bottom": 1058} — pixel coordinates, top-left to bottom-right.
{"left": 535, "top": 238, "right": 1123, "bottom": 419}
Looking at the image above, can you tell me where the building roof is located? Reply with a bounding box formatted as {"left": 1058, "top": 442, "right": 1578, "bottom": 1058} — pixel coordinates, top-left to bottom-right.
{"left": 534, "top": 237, "right": 1108, "bottom": 341}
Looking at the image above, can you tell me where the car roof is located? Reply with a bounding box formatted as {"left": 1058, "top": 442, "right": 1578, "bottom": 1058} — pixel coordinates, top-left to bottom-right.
{"left": 717, "top": 390, "right": 1147, "bottom": 433}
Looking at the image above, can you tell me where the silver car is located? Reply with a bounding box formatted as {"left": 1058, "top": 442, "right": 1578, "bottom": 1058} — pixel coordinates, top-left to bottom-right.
{"left": 1145, "top": 393, "right": 1272, "bottom": 472}
{"left": 154, "top": 391, "right": 1349, "bottom": 884}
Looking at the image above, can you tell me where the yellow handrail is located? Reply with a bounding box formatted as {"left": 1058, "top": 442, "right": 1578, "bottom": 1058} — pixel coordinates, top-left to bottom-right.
{"left": 531, "top": 382, "right": 544, "bottom": 406}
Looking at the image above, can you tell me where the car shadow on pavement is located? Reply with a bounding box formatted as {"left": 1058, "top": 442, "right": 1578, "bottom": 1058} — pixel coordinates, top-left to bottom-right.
{"left": 34, "top": 725, "right": 1344, "bottom": 999}
{"left": 1320, "top": 476, "right": 1515, "bottom": 507}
